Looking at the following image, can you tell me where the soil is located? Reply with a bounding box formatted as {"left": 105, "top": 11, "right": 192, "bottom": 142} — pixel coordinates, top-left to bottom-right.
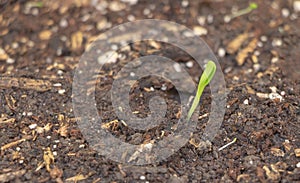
{"left": 0, "top": 0, "right": 300, "bottom": 182}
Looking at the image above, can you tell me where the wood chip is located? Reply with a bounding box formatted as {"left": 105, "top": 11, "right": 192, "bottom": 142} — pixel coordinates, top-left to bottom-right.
{"left": 39, "top": 30, "right": 52, "bottom": 40}
{"left": 66, "top": 173, "right": 91, "bottom": 182}
{"left": 236, "top": 38, "right": 258, "bottom": 66}
{"left": 71, "top": 31, "right": 83, "bottom": 51}
{"left": 270, "top": 147, "right": 285, "bottom": 157}
{"left": 294, "top": 148, "right": 300, "bottom": 157}
{"left": 1, "top": 139, "right": 26, "bottom": 151}
{"left": 57, "top": 124, "right": 69, "bottom": 137}
{"left": 263, "top": 165, "right": 280, "bottom": 181}
{"left": 0, "top": 77, "right": 52, "bottom": 92}
{"left": 43, "top": 147, "right": 55, "bottom": 172}
{"left": 0, "top": 48, "right": 9, "bottom": 60}
{"left": 226, "top": 33, "right": 249, "bottom": 54}
{"left": 0, "top": 115, "right": 15, "bottom": 124}
{"left": 0, "top": 170, "right": 26, "bottom": 182}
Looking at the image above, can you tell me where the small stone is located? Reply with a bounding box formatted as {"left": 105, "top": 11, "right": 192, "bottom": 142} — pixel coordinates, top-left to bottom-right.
{"left": 39, "top": 30, "right": 52, "bottom": 40}
{"left": 120, "top": 0, "right": 138, "bottom": 5}
{"left": 260, "top": 35, "right": 268, "bottom": 42}
{"left": 272, "top": 39, "right": 282, "bottom": 47}
{"left": 207, "top": 14, "right": 214, "bottom": 24}
{"left": 59, "top": 18, "right": 68, "bottom": 28}
{"left": 19, "top": 160, "right": 24, "bottom": 164}
{"left": 58, "top": 89, "right": 66, "bottom": 94}
{"left": 173, "top": 63, "right": 182, "bottom": 72}
{"left": 280, "top": 91, "right": 285, "bottom": 96}
{"left": 181, "top": 0, "right": 189, "bottom": 7}
{"left": 47, "top": 136, "right": 51, "bottom": 139}
{"left": 27, "top": 112, "right": 33, "bottom": 116}
{"left": 186, "top": 61, "right": 193, "bottom": 68}
{"left": 218, "top": 48, "right": 226, "bottom": 57}
{"left": 127, "top": 15, "right": 135, "bottom": 21}
{"left": 109, "top": 1, "right": 126, "bottom": 12}
{"left": 130, "top": 72, "right": 135, "bottom": 77}
{"left": 161, "top": 84, "right": 167, "bottom": 91}
{"left": 224, "top": 15, "right": 231, "bottom": 23}
{"left": 243, "top": 99, "right": 249, "bottom": 105}
{"left": 53, "top": 151, "right": 57, "bottom": 156}
{"left": 79, "top": 144, "right": 85, "bottom": 148}
{"left": 271, "top": 57, "right": 279, "bottom": 63}
{"left": 253, "top": 64, "right": 260, "bottom": 72}
{"left": 143, "top": 8, "right": 150, "bottom": 15}
{"left": 281, "top": 8, "right": 290, "bottom": 17}
{"left": 6, "top": 58, "right": 15, "bottom": 64}
{"left": 98, "top": 51, "right": 118, "bottom": 64}
{"left": 197, "top": 16, "right": 206, "bottom": 25}
{"left": 28, "top": 123, "right": 37, "bottom": 130}
{"left": 57, "top": 70, "right": 63, "bottom": 75}
{"left": 53, "top": 83, "right": 62, "bottom": 87}
{"left": 293, "top": 1, "right": 300, "bottom": 12}
{"left": 140, "top": 175, "right": 146, "bottom": 180}
{"left": 296, "top": 162, "right": 300, "bottom": 168}
{"left": 193, "top": 26, "right": 208, "bottom": 36}
{"left": 16, "top": 147, "right": 21, "bottom": 151}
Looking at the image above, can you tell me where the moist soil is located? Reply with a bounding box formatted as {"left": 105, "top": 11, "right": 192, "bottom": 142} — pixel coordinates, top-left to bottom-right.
{"left": 0, "top": 0, "right": 300, "bottom": 182}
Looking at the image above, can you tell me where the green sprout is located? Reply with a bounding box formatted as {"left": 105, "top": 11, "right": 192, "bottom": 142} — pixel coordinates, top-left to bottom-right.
{"left": 225, "top": 2, "right": 258, "bottom": 22}
{"left": 187, "top": 61, "right": 216, "bottom": 121}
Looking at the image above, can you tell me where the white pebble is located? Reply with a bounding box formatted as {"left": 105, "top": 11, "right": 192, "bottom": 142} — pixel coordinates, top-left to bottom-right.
{"left": 186, "top": 61, "right": 193, "bottom": 68}
{"left": 207, "top": 14, "right": 214, "bottom": 24}
{"left": 197, "top": 16, "right": 206, "bottom": 25}
{"left": 79, "top": 144, "right": 85, "bottom": 148}
{"left": 294, "top": 1, "right": 300, "bottom": 12}
{"left": 111, "top": 44, "right": 118, "bottom": 51}
{"left": 16, "top": 147, "right": 21, "bottom": 151}
{"left": 181, "top": 0, "right": 189, "bottom": 7}
{"left": 130, "top": 72, "right": 135, "bottom": 77}
{"left": 297, "top": 162, "right": 300, "bottom": 168}
{"left": 6, "top": 58, "right": 15, "bottom": 64}
{"left": 53, "top": 144, "right": 57, "bottom": 149}
{"left": 47, "top": 136, "right": 51, "bottom": 139}
{"left": 218, "top": 48, "right": 226, "bottom": 57}
{"left": 280, "top": 91, "right": 286, "bottom": 96}
{"left": 253, "top": 64, "right": 260, "bottom": 72}
{"left": 150, "top": 87, "right": 155, "bottom": 91}
{"left": 58, "top": 89, "right": 66, "bottom": 94}
{"left": 53, "top": 151, "right": 57, "bottom": 156}
{"left": 59, "top": 18, "right": 68, "bottom": 28}
{"left": 143, "top": 8, "right": 150, "bottom": 15}
{"left": 272, "top": 39, "right": 282, "bottom": 47}
{"left": 257, "top": 41, "right": 263, "bottom": 47}
{"left": 161, "top": 84, "right": 167, "bottom": 91}
{"left": 120, "top": 0, "right": 138, "bottom": 5}
{"left": 271, "top": 57, "right": 279, "bottom": 63}
{"left": 260, "top": 35, "right": 268, "bottom": 42}
{"left": 243, "top": 99, "right": 249, "bottom": 105}
{"left": 140, "top": 175, "right": 146, "bottom": 180}
{"left": 53, "top": 83, "right": 62, "bottom": 87}
{"left": 57, "top": 70, "right": 63, "bottom": 75}
{"left": 19, "top": 160, "right": 24, "bottom": 164}
{"left": 127, "top": 15, "right": 135, "bottom": 21}
{"left": 193, "top": 26, "right": 208, "bottom": 36}
{"left": 269, "top": 93, "right": 283, "bottom": 102}
{"left": 224, "top": 15, "right": 231, "bottom": 23}
{"left": 173, "top": 63, "right": 182, "bottom": 72}
{"left": 282, "top": 8, "right": 290, "bottom": 17}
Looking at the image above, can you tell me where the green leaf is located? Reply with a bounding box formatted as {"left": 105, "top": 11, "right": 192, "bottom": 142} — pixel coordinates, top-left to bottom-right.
{"left": 187, "top": 61, "right": 216, "bottom": 121}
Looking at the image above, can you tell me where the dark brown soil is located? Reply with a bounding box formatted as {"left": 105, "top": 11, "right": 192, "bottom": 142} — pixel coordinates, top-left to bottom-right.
{"left": 0, "top": 0, "right": 299, "bottom": 182}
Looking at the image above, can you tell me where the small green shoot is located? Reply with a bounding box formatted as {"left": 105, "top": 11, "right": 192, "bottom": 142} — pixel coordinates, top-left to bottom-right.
{"left": 187, "top": 61, "right": 216, "bottom": 121}
{"left": 225, "top": 2, "right": 258, "bottom": 22}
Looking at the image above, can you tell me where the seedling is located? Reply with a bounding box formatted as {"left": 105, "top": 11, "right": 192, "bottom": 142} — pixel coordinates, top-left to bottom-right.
{"left": 187, "top": 61, "right": 216, "bottom": 121}
{"left": 218, "top": 137, "right": 237, "bottom": 151}
{"left": 225, "top": 2, "right": 258, "bottom": 22}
